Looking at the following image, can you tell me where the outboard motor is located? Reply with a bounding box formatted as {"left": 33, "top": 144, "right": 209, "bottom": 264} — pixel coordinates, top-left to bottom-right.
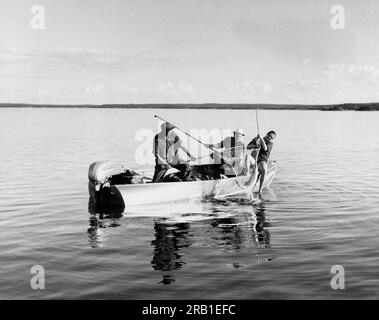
{"left": 88, "top": 161, "right": 130, "bottom": 214}
{"left": 88, "top": 161, "right": 127, "bottom": 184}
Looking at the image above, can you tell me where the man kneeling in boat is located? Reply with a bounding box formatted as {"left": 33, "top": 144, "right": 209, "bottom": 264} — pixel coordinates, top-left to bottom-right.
{"left": 152, "top": 122, "right": 196, "bottom": 182}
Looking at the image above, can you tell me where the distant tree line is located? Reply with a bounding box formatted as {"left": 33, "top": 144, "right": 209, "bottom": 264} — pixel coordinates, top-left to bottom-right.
{"left": 1, "top": 102, "right": 379, "bottom": 110}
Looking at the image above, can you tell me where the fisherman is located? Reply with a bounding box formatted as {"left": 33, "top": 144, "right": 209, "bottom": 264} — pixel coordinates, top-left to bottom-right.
{"left": 247, "top": 130, "right": 276, "bottom": 197}
{"left": 205, "top": 128, "right": 246, "bottom": 176}
{"left": 152, "top": 122, "right": 196, "bottom": 182}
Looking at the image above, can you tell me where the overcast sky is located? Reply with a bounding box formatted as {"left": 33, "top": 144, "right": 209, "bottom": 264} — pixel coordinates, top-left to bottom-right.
{"left": 1, "top": 0, "right": 379, "bottom": 104}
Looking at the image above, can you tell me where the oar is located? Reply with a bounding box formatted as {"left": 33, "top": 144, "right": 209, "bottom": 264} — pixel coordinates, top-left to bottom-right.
{"left": 154, "top": 115, "right": 244, "bottom": 187}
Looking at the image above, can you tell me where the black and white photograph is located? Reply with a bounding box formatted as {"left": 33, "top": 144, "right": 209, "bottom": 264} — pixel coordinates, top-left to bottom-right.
{"left": 1, "top": 0, "right": 379, "bottom": 304}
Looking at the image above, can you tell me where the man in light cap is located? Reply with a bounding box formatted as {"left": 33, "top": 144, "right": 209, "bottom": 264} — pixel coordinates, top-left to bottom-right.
{"left": 152, "top": 122, "right": 196, "bottom": 182}
{"left": 205, "top": 128, "right": 246, "bottom": 176}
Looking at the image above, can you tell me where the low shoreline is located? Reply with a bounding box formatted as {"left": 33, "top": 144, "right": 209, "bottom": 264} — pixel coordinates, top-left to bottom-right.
{"left": 1, "top": 102, "right": 379, "bottom": 111}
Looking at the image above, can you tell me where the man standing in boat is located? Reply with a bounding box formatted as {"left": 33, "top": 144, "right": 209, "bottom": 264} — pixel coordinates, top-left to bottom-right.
{"left": 247, "top": 130, "right": 276, "bottom": 198}
{"left": 152, "top": 122, "right": 196, "bottom": 182}
{"left": 205, "top": 128, "right": 246, "bottom": 176}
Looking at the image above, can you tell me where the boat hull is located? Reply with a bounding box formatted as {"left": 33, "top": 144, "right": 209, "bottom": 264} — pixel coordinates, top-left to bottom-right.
{"left": 88, "top": 161, "right": 277, "bottom": 213}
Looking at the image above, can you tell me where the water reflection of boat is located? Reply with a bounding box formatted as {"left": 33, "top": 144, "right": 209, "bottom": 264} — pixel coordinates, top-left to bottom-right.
{"left": 151, "top": 221, "right": 193, "bottom": 285}
{"left": 85, "top": 199, "right": 272, "bottom": 283}
{"left": 87, "top": 213, "right": 122, "bottom": 248}
{"left": 253, "top": 203, "right": 271, "bottom": 247}
{"left": 209, "top": 204, "right": 270, "bottom": 249}
{"left": 150, "top": 203, "right": 271, "bottom": 282}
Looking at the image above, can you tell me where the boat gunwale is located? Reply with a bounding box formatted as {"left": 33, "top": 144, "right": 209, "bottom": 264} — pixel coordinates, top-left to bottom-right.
{"left": 109, "top": 161, "right": 278, "bottom": 188}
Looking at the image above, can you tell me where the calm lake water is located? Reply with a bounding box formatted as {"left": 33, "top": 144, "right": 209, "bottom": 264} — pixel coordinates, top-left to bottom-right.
{"left": 1, "top": 108, "right": 379, "bottom": 299}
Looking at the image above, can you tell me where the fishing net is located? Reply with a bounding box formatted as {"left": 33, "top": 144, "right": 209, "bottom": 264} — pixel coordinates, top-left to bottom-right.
{"left": 222, "top": 146, "right": 259, "bottom": 176}
{"left": 194, "top": 145, "right": 259, "bottom": 177}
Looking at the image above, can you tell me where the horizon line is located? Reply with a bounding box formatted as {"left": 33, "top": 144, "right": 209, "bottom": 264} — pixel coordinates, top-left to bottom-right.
{"left": 1, "top": 102, "right": 379, "bottom": 107}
